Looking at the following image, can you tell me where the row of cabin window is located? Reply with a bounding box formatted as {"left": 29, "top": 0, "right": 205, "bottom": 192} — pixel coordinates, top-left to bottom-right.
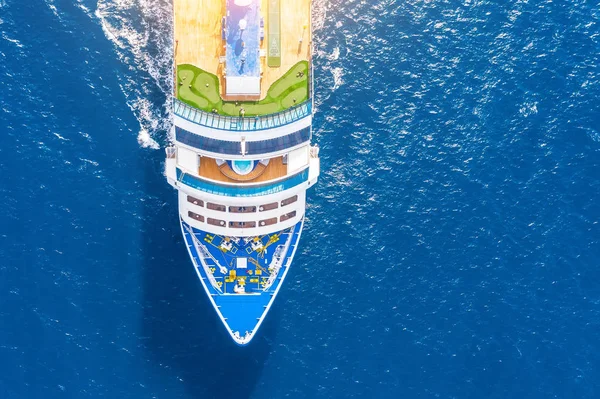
{"left": 187, "top": 211, "right": 297, "bottom": 228}
{"left": 187, "top": 195, "right": 298, "bottom": 212}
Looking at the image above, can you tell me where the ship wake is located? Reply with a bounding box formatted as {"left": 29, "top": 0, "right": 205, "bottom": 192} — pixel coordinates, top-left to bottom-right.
{"left": 95, "top": 0, "right": 174, "bottom": 149}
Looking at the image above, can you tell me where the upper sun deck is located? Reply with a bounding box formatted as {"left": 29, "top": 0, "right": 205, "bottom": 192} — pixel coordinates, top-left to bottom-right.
{"left": 174, "top": 0, "right": 312, "bottom": 117}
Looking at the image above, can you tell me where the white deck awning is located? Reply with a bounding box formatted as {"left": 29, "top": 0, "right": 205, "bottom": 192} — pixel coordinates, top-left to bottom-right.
{"left": 226, "top": 76, "right": 261, "bottom": 96}
{"left": 236, "top": 258, "right": 248, "bottom": 269}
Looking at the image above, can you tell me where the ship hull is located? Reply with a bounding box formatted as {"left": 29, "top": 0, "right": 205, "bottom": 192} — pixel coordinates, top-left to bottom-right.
{"left": 179, "top": 216, "right": 304, "bottom": 345}
{"left": 168, "top": 0, "right": 318, "bottom": 345}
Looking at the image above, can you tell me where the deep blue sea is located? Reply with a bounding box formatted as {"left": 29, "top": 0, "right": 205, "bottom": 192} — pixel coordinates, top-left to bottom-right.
{"left": 1, "top": 0, "right": 600, "bottom": 398}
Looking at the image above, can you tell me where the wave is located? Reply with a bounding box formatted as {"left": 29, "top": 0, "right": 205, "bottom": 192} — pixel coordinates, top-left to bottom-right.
{"left": 95, "top": 0, "right": 174, "bottom": 149}
{"left": 312, "top": 1, "right": 346, "bottom": 110}
{"left": 91, "top": 0, "right": 336, "bottom": 146}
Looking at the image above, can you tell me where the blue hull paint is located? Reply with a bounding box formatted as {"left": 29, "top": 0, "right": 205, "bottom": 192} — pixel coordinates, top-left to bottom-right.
{"left": 180, "top": 218, "right": 304, "bottom": 345}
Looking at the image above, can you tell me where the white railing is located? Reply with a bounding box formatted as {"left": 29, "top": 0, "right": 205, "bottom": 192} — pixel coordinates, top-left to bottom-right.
{"left": 310, "top": 145, "right": 320, "bottom": 158}
{"left": 195, "top": 243, "right": 228, "bottom": 275}
{"left": 184, "top": 225, "right": 223, "bottom": 293}
{"left": 232, "top": 330, "right": 253, "bottom": 345}
{"left": 174, "top": 98, "right": 312, "bottom": 131}
{"left": 165, "top": 146, "right": 176, "bottom": 159}
{"left": 262, "top": 228, "right": 295, "bottom": 291}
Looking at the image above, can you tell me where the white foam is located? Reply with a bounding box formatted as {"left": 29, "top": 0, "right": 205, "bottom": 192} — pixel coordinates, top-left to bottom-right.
{"left": 43, "top": 0, "right": 60, "bottom": 19}
{"left": 95, "top": 0, "right": 174, "bottom": 150}
{"left": 311, "top": 2, "right": 346, "bottom": 108}
{"left": 329, "top": 47, "right": 340, "bottom": 61}
{"left": 331, "top": 67, "right": 344, "bottom": 91}
{"left": 0, "top": 0, "right": 5, "bottom": 24}
{"left": 75, "top": 1, "right": 92, "bottom": 17}
{"left": 1, "top": 33, "right": 23, "bottom": 48}
{"left": 312, "top": 0, "right": 327, "bottom": 32}
{"left": 137, "top": 128, "right": 159, "bottom": 149}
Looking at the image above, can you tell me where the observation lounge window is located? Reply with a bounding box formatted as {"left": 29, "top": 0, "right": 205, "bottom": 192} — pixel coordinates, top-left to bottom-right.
{"left": 188, "top": 211, "right": 204, "bottom": 222}
{"left": 187, "top": 195, "right": 204, "bottom": 206}
{"left": 207, "top": 218, "right": 226, "bottom": 227}
{"left": 245, "top": 127, "right": 311, "bottom": 155}
{"left": 281, "top": 195, "right": 298, "bottom": 207}
{"left": 259, "top": 217, "right": 277, "bottom": 227}
{"left": 229, "top": 221, "right": 257, "bottom": 228}
{"left": 229, "top": 206, "right": 257, "bottom": 214}
{"left": 207, "top": 202, "right": 226, "bottom": 212}
{"left": 175, "top": 127, "right": 240, "bottom": 155}
{"left": 259, "top": 202, "right": 278, "bottom": 212}
{"left": 280, "top": 211, "right": 297, "bottom": 222}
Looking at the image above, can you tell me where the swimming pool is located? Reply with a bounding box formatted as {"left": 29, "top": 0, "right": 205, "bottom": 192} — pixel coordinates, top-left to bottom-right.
{"left": 231, "top": 159, "right": 255, "bottom": 175}
{"left": 226, "top": 0, "right": 260, "bottom": 77}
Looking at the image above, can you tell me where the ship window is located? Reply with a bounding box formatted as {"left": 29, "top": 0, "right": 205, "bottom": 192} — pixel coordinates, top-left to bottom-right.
{"left": 207, "top": 202, "right": 226, "bottom": 212}
{"left": 245, "top": 127, "right": 311, "bottom": 155}
{"left": 259, "top": 217, "right": 277, "bottom": 227}
{"left": 229, "top": 206, "right": 257, "bottom": 213}
{"left": 280, "top": 211, "right": 297, "bottom": 222}
{"left": 175, "top": 127, "right": 240, "bottom": 155}
{"left": 175, "top": 127, "right": 311, "bottom": 156}
{"left": 229, "top": 221, "right": 257, "bottom": 228}
{"left": 281, "top": 195, "right": 298, "bottom": 207}
{"left": 187, "top": 195, "right": 204, "bottom": 206}
{"left": 207, "top": 218, "right": 226, "bottom": 227}
{"left": 188, "top": 211, "right": 204, "bottom": 222}
{"left": 259, "top": 202, "right": 278, "bottom": 212}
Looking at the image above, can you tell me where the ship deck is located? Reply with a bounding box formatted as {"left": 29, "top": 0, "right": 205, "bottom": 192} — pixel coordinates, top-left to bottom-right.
{"left": 181, "top": 218, "right": 304, "bottom": 343}
{"left": 174, "top": 0, "right": 311, "bottom": 103}
{"left": 187, "top": 224, "right": 295, "bottom": 294}
{"left": 174, "top": 0, "right": 224, "bottom": 79}
{"left": 198, "top": 156, "right": 288, "bottom": 183}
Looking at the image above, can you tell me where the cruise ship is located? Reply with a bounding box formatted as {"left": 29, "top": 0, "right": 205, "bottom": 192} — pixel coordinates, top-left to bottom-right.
{"left": 165, "top": 0, "right": 319, "bottom": 345}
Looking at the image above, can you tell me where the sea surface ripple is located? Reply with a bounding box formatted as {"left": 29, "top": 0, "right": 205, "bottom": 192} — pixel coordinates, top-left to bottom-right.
{"left": 1, "top": 0, "right": 599, "bottom": 398}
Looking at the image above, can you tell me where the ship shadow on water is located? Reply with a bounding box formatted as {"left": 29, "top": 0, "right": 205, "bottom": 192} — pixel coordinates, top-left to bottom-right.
{"left": 139, "top": 151, "right": 276, "bottom": 399}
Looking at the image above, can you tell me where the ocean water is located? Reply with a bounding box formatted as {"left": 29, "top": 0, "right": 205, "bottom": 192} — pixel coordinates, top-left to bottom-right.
{"left": 1, "top": 0, "right": 600, "bottom": 398}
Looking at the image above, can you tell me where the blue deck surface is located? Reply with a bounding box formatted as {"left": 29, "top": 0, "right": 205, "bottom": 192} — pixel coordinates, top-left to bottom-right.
{"left": 181, "top": 218, "right": 303, "bottom": 339}
{"left": 226, "top": 0, "right": 261, "bottom": 77}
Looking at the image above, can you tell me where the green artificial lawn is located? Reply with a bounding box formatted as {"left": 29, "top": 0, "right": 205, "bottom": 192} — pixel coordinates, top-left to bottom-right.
{"left": 177, "top": 61, "right": 309, "bottom": 117}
